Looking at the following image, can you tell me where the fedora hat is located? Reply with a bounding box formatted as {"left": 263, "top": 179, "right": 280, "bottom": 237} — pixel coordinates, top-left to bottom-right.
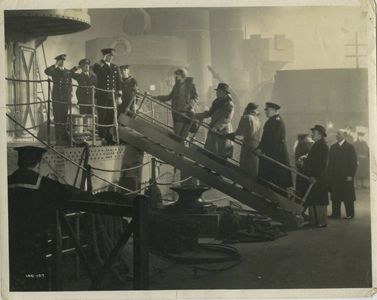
{"left": 310, "top": 124, "right": 327, "bottom": 137}
{"left": 214, "top": 83, "right": 231, "bottom": 94}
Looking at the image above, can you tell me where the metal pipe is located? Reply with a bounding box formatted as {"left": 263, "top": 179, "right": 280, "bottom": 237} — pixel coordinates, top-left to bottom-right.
{"left": 91, "top": 86, "right": 96, "bottom": 146}
{"left": 54, "top": 210, "right": 63, "bottom": 290}
{"left": 136, "top": 92, "right": 148, "bottom": 116}
{"left": 302, "top": 180, "right": 316, "bottom": 203}
{"left": 75, "top": 213, "right": 81, "bottom": 280}
{"left": 151, "top": 157, "right": 157, "bottom": 207}
{"left": 151, "top": 101, "right": 155, "bottom": 124}
{"left": 69, "top": 92, "right": 73, "bottom": 147}
{"left": 47, "top": 78, "right": 51, "bottom": 145}
{"left": 112, "top": 90, "right": 120, "bottom": 144}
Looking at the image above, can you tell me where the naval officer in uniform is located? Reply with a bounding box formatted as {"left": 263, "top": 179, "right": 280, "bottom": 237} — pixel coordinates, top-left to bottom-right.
{"left": 257, "top": 102, "right": 293, "bottom": 191}
{"left": 45, "top": 54, "right": 75, "bottom": 146}
{"left": 93, "top": 48, "right": 122, "bottom": 144}
{"left": 8, "top": 146, "right": 92, "bottom": 291}
{"left": 71, "top": 58, "right": 98, "bottom": 115}
{"left": 118, "top": 64, "right": 139, "bottom": 115}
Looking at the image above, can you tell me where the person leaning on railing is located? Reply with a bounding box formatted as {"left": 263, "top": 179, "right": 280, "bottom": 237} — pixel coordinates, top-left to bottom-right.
{"left": 224, "top": 102, "right": 261, "bottom": 182}
{"left": 44, "top": 54, "right": 76, "bottom": 146}
{"left": 118, "top": 64, "right": 138, "bottom": 115}
{"left": 299, "top": 125, "right": 329, "bottom": 228}
{"left": 196, "top": 83, "right": 234, "bottom": 159}
{"left": 155, "top": 68, "right": 198, "bottom": 142}
{"left": 71, "top": 58, "right": 98, "bottom": 115}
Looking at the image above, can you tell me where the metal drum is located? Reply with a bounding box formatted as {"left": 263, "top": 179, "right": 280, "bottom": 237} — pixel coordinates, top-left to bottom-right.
{"left": 71, "top": 114, "right": 84, "bottom": 135}
{"left": 83, "top": 114, "right": 96, "bottom": 134}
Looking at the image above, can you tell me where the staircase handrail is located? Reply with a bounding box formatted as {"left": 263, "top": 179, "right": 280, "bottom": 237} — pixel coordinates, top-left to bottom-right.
{"left": 134, "top": 91, "right": 312, "bottom": 183}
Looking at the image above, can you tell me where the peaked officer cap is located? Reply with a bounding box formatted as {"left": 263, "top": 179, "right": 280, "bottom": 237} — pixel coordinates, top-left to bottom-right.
{"left": 265, "top": 102, "right": 281, "bottom": 110}
{"left": 101, "top": 48, "right": 115, "bottom": 55}
{"left": 79, "top": 58, "right": 90, "bottom": 66}
{"left": 54, "top": 54, "right": 66, "bottom": 61}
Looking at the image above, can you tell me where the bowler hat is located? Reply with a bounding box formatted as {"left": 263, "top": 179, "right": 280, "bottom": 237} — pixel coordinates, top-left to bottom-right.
{"left": 14, "top": 146, "right": 47, "bottom": 167}
{"left": 120, "top": 64, "right": 130, "bottom": 70}
{"left": 214, "top": 83, "right": 231, "bottom": 94}
{"left": 310, "top": 124, "right": 327, "bottom": 137}
{"left": 54, "top": 54, "right": 66, "bottom": 61}
{"left": 79, "top": 58, "right": 90, "bottom": 66}
{"left": 101, "top": 48, "right": 115, "bottom": 56}
{"left": 265, "top": 102, "right": 281, "bottom": 110}
{"left": 246, "top": 102, "right": 259, "bottom": 111}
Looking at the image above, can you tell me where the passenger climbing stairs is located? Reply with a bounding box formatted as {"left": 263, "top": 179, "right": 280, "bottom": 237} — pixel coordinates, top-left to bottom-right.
{"left": 117, "top": 93, "right": 313, "bottom": 229}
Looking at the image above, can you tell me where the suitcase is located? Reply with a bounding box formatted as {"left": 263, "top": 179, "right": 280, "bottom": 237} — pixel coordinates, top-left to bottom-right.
{"left": 309, "top": 205, "right": 328, "bottom": 227}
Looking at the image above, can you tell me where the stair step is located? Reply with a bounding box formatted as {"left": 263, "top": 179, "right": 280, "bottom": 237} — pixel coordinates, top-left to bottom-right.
{"left": 118, "top": 124, "right": 304, "bottom": 229}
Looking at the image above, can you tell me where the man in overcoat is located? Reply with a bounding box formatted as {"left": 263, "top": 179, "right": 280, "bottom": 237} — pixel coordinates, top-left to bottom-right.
{"left": 71, "top": 58, "right": 98, "bottom": 115}
{"left": 92, "top": 48, "right": 122, "bottom": 144}
{"left": 156, "top": 68, "right": 198, "bottom": 141}
{"left": 44, "top": 54, "right": 74, "bottom": 145}
{"left": 257, "top": 102, "right": 292, "bottom": 190}
{"left": 328, "top": 129, "right": 358, "bottom": 219}
{"left": 196, "top": 83, "right": 234, "bottom": 159}
{"left": 301, "top": 125, "right": 329, "bottom": 227}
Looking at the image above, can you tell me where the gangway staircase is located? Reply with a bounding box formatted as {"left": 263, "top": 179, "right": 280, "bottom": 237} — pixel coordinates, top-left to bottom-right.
{"left": 117, "top": 94, "right": 312, "bottom": 229}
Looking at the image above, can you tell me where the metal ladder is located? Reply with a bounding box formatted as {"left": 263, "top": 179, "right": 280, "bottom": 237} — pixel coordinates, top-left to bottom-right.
{"left": 35, "top": 42, "right": 49, "bottom": 120}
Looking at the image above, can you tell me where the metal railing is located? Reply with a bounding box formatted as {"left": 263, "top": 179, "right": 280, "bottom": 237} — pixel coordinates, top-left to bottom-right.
{"left": 127, "top": 91, "right": 315, "bottom": 204}
{"left": 5, "top": 76, "right": 315, "bottom": 203}
{"left": 6, "top": 77, "right": 120, "bottom": 146}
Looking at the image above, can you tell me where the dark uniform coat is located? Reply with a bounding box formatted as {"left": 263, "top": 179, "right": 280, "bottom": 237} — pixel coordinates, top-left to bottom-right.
{"left": 44, "top": 65, "right": 73, "bottom": 101}
{"left": 71, "top": 70, "right": 98, "bottom": 115}
{"left": 258, "top": 114, "right": 292, "bottom": 189}
{"left": 44, "top": 65, "right": 74, "bottom": 144}
{"left": 302, "top": 138, "right": 329, "bottom": 206}
{"left": 328, "top": 141, "right": 357, "bottom": 203}
{"left": 118, "top": 76, "right": 138, "bottom": 114}
{"left": 8, "top": 168, "right": 90, "bottom": 291}
{"left": 92, "top": 61, "right": 122, "bottom": 140}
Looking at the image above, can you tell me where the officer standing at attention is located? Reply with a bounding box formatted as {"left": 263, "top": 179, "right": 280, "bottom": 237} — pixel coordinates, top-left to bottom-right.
{"left": 93, "top": 48, "right": 122, "bottom": 144}
{"left": 257, "top": 102, "right": 293, "bottom": 192}
{"left": 71, "top": 58, "right": 98, "bottom": 115}
{"left": 8, "top": 146, "right": 92, "bottom": 291}
{"left": 45, "top": 54, "right": 75, "bottom": 146}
